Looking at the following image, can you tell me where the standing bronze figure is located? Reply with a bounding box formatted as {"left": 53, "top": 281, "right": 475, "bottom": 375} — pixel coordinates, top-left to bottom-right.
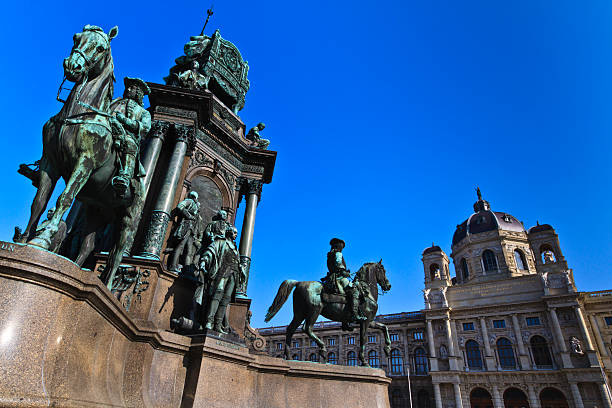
{"left": 265, "top": 239, "right": 392, "bottom": 366}
{"left": 14, "top": 25, "right": 150, "bottom": 289}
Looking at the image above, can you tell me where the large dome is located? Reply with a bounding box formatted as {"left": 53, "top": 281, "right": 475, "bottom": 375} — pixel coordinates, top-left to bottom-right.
{"left": 452, "top": 191, "right": 525, "bottom": 246}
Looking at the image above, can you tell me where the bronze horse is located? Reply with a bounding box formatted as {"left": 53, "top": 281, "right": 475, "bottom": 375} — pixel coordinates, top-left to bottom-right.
{"left": 16, "top": 25, "right": 145, "bottom": 289}
{"left": 265, "top": 261, "right": 392, "bottom": 366}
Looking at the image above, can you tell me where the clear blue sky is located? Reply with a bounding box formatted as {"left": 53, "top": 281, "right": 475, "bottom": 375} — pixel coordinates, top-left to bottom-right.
{"left": 1, "top": 1, "right": 611, "bottom": 329}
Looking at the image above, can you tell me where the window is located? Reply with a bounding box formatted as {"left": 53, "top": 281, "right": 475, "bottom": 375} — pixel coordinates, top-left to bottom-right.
{"left": 461, "top": 258, "right": 469, "bottom": 280}
{"left": 414, "top": 348, "right": 428, "bottom": 374}
{"left": 514, "top": 249, "right": 527, "bottom": 270}
{"left": 292, "top": 340, "right": 300, "bottom": 348}
{"left": 368, "top": 335, "right": 377, "bottom": 343}
{"left": 309, "top": 353, "right": 318, "bottom": 362}
{"left": 347, "top": 336, "right": 355, "bottom": 345}
{"left": 328, "top": 338, "right": 336, "bottom": 346}
{"left": 605, "top": 316, "right": 612, "bottom": 326}
{"left": 493, "top": 319, "right": 506, "bottom": 329}
{"left": 292, "top": 354, "right": 299, "bottom": 360}
{"left": 390, "top": 349, "right": 403, "bottom": 374}
{"left": 530, "top": 335, "right": 553, "bottom": 368}
{"left": 526, "top": 316, "right": 541, "bottom": 326}
{"left": 328, "top": 352, "right": 337, "bottom": 365}
{"left": 463, "top": 322, "right": 475, "bottom": 331}
{"left": 540, "top": 245, "right": 556, "bottom": 264}
{"left": 465, "top": 340, "right": 483, "bottom": 369}
{"left": 429, "top": 263, "right": 440, "bottom": 281}
{"left": 368, "top": 350, "right": 380, "bottom": 368}
{"left": 413, "top": 331, "right": 424, "bottom": 340}
{"left": 347, "top": 351, "right": 357, "bottom": 366}
{"left": 482, "top": 250, "right": 498, "bottom": 272}
{"left": 439, "top": 345, "right": 448, "bottom": 359}
{"left": 496, "top": 338, "right": 516, "bottom": 369}
{"left": 310, "top": 340, "right": 317, "bottom": 347}
{"left": 390, "top": 333, "right": 399, "bottom": 342}
{"left": 276, "top": 342, "right": 283, "bottom": 350}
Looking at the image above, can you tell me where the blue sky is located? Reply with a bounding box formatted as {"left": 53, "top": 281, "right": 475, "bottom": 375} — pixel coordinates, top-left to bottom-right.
{"left": 1, "top": 1, "right": 611, "bottom": 329}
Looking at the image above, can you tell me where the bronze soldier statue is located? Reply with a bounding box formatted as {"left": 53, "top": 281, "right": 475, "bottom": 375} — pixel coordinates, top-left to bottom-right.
{"left": 109, "top": 77, "right": 152, "bottom": 197}
{"left": 169, "top": 191, "right": 201, "bottom": 272}
{"left": 246, "top": 123, "right": 270, "bottom": 149}
{"left": 324, "top": 238, "right": 367, "bottom": 329}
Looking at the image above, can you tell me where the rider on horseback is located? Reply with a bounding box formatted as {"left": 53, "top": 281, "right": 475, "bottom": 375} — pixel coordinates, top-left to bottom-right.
{"left": 324, "top": 238, "right": 367, "bottom": 329}
{"left": 110, "top": 77, "right": 151, "bottom": 197}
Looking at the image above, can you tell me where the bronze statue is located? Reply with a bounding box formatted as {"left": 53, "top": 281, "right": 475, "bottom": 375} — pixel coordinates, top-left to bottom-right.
{"left": 14, "top": 208, "right": 67, "bottom": 253}
{"left": 109, "top": 77, "right": 152, "bottom": 197}
{"left": 177, "top": 61, "right": 208, "bottom": 90}
{"left": 322, "top": 238, "right": 367, "bottom": 330}
{"left": 265, "top": 239, "right": 392, "bottom": 366}
{"left": 14, "top": 25, "right": 149, "bottom": 290}
{"left": 246, "top": 123, "right": 269, "bottom": 149}
{"left": 169, "top": 192, "right": 202, "bottom": 272}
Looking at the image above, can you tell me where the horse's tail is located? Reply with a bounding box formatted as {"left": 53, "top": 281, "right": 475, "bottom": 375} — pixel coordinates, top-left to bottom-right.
{"left": 265, "top": 280, "right": 298, "bottom": 322}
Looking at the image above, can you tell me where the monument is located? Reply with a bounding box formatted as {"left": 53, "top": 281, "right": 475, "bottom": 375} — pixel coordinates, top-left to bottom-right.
{"left": 0, "top": 17, "right": 391, "bottom": 408}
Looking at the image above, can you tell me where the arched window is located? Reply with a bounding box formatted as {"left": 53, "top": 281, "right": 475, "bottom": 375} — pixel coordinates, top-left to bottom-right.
{"left": 514, "top": 249, "right": 527, "bottom": 270}
{"left": 470, "top": 388, "right": 493, "bottom": 408}
{"left": 540, "top": 387, "right": 569, "bottom": 408}
{"left": 391, "top": 389, "right": 402, "bottom": 407}
{"left": 309, "top": 353, "right": 318, "bottom": 363}
{"left": 368, "top": 350, "right": 380, "bottom": 368}
{"left": 429, "top": 263, "right": 440, "bottom": 281}
{"left": 530, "top": 335, "right": 553, "bottom": 367}
{"left": 439, "top": 345, "right": 448, "bottom": 359}
{"left": 540, "top": 244, "right": 557, "bottom": 264}
{"left": 414, "top": 347, "right": 428, "bottom": 374}
{"left": 347, "top": 351, "right": 357, "bottom": 366}
{"left": 465, "top": 340, "right": 483, "bottom": 369}
{"left": 460, "top": 258, "right": 469, "bottom": 280}
{"left": 496, "top": 337, "right": 516, "bottom": 369}
{"left": 482, "top": 250, "right": 498, "bottom": 272}
{"left": 327, "top": 352, "right": 337, "bottom": 364}
{"left": 390, "top": 349, "right": 403, "bottom": 374}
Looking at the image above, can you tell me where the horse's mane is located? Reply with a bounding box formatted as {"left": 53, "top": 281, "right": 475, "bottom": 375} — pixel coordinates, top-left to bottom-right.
{"left": 355, "top": 262, "right": 375, "bottom": 281}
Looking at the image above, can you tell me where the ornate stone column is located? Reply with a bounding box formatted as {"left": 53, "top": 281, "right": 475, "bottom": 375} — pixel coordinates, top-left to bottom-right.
{"left": 140, "top": 120, "right": 170, "bottom": 198}
{"left": 569, "top": 382, "right": 584, "bottom": 408}
{"left": 549, "top": 307, "right": 572, "bottom": 368}
{"left": 453, "top": 383, "right": 463, "bottom": 408}
{"left": 491, "top": 386, "right": 504, "bottom": 408}
{"left": 445, "top": 318, "right": 459, "bottom": 370}
{"left": 599, "top": 382, "right": 612, "bottom": 408}
{"left": 479, "top": 317, "right": 496, "bottom": 371}
{"left": 527, "top": 384, "right": 541, "bottom": 408}
{"left": 433, "top": 383, "right": 443, "bottom": 408}
{"left": 589, "top": 315, "right": 612, "bottom": 368}
{"left": 427, "top": 319, "right": 439, "bottom": 371}
{"left": 140, "top": 124, "right": 193, "bottom": 259}
{"left": 574, "top": 305, "right": 600, "bottom": 367}
{"left": 237, "top": 178, "right": 262, "bottom": 296}
{"left": 511, "top": 314, "right": 530, "bottom": 369}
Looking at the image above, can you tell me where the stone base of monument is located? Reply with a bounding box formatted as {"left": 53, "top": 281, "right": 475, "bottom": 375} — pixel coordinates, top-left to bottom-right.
{"left": 0, "top": 242, "right": 391, "bottom": 408}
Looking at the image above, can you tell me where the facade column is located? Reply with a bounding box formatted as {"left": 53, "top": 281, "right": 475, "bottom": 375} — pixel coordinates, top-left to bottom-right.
{"left": 453, "top": 383, "right": 463, "bottom": 408}
{"left": 574, "top": 305, "right": 600, "bottom": 367}
{"left": 511, "top": 314, "right": 530, "bottom": 370}
{"left": 140, "top": 124, "right": 192, "bottom": 259}
{"left": 237, "top": 178, "right": 262, "bottom": 296}
{"left": 569, "top": 382, "right": 584, "bottom": 408}
{"left": 527, "top": 384, "right": 541, "bottom": 408}
{"left": 549, "top": 307, "right": 573, "bottom": 368}
{"left": 491, "top": 385, "right": 504, "bottom": 408}
{"left": 599, "top": 382, "right": 612, "bottom": 408}
{"left": 445, "top": 317, "right": 458, "bottom": 370}
{"left": 589, "top": 315, "right": 612, "bottom": 368}
{"left": 433, "top": 383, "right": 443, "bottom": 408}
{"left": 480, "top": 317, "right": 496, "bottom": 371}
{"left": 427, "top": 319, "right": 439, "bottom": 371}
{"left": 140, "top": 120, "right": 170, "bottom": 198}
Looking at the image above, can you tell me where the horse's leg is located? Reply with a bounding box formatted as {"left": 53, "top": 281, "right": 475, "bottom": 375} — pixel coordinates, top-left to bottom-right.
{"left": 359, "top": 319, "right": 370, "bottom": 366}
{"left": 19, "top": 157, "right": 58, "bottom": 243}
{"left": 370, "top": 320, "right": 391, "bottom": 357}
{"left": 304, "top": 313, "right": 327, "bottom": 363}
{"left": 74, "top": 205, "right": 106, "bottom": 266}
{"left": 103, "top": 179, "right": 145, "bottom": 290}
{"left": 284, "top": 314, "right": 303, "bottom": 360}
{"left": 30, "top": 156, "right": 93, "bottom": 249}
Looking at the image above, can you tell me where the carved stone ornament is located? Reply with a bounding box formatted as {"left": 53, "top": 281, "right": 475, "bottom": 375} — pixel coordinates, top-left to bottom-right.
{"left": 149, "top": 120, "right": 171, "bottom": 141}
{"left": 97, "top": 265, "right": 151, "bottom": 312}
{"left": 141, "top": 211, "right": 171, "bottom": 257}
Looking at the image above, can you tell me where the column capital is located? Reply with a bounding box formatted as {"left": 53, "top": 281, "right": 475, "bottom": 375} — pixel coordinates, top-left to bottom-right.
{"left": 237, "top": 177, "right": 264, "bottom": 200}
{"left": 172, "top": 124, "right": 196, "bottom": 156}
{"left": 149, "top": 120, "right": 171, "bottom": 142}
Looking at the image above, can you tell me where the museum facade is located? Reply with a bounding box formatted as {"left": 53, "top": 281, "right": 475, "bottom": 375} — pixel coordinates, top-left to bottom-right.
{"left": 260, "top": 193, "right": 612, "bottom": 408}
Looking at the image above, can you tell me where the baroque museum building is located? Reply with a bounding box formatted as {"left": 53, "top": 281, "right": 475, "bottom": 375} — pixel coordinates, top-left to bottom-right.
{"left": 260, "top": 193, "right": 612, "bottom": 408}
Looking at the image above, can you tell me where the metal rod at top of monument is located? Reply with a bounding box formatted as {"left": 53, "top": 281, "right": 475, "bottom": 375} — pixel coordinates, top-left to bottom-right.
{"left": 200, "top": 6, "right": 214, "bottom": 36}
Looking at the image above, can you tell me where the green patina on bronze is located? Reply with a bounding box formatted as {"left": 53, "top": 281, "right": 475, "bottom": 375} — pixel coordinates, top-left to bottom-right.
{"left": 265, "top": 239, "right": 393, "bottom": 367}
{"left": 165, "top": 30, "right": 250, "bottom": 114}
{"left": 14, "top": 25, "right": 151, "bottom": 290}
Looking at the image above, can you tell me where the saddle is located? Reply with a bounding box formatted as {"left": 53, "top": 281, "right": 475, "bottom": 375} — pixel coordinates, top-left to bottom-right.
{"left": 321, "top": 292, "right": 347, "bottom": 304}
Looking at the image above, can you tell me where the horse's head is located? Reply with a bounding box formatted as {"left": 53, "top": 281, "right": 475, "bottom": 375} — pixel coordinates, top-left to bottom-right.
{"left": 63, "top": 25, "right": 118, "bottom": 82}
{"left": 374, "top": 259, "right": 391, "bottom": 292}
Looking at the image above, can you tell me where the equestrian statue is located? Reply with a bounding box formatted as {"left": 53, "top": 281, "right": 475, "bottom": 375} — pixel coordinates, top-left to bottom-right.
{"left": 265, "top": 238, "right": 392, "bottom": 366}
{"left": 14, "top": 25, "right": 151, "bottom": 289}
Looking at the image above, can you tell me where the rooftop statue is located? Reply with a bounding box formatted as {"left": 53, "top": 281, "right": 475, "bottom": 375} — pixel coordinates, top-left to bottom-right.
{"left": 246, "top": 123, "right": 270, "bottom": 149}
{"left": 14, "top": 25, "right": 150, "bottom": 290}
{"left": 164, "top": 30, "right": 250, "bottom": 114}
{"left": 264, "top": 239, "right": 392, "bottom": 366}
